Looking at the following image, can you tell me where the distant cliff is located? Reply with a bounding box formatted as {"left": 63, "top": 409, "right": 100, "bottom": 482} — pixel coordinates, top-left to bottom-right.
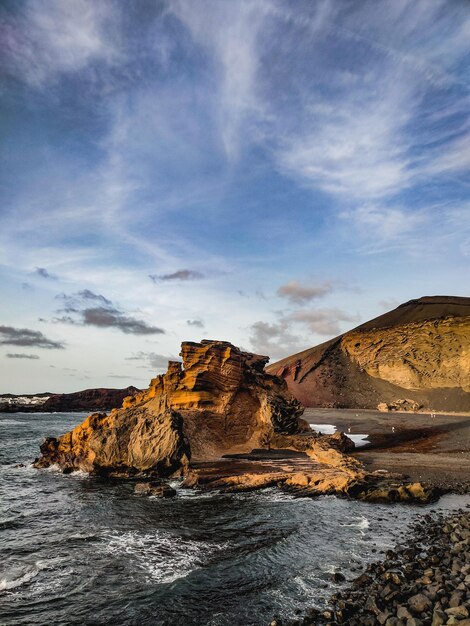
{"left": 266, "top": 296, "right": 470, "bottom": 412}
{"left": 0, "top": 387, "right": 140, "bottom": 413}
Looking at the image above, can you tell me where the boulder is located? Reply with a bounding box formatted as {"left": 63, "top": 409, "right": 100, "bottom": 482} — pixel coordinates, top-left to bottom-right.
{"left": 134, "top": 482, "right": 176, "bottom": 497}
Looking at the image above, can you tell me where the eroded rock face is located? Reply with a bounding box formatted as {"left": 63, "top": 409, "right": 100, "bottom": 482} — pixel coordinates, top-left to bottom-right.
{"left": 35, "top": 341, "right": 306, "bottom": 475}
{"left": 267, "top": 297, "right": 470, "bottom": 411}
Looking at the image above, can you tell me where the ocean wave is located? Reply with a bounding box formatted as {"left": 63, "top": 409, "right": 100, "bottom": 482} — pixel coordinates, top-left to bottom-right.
{"left": 0, "top": 567, "right": 40, "bottom": 592}
{"left": 0, "top": 516, "right": 24, "bottom": 530}
{"left": 103, "top": 529, "right": 225, "bottom": 584}
{"left": 343, "top": 515, "right": 370, "bottom": 530}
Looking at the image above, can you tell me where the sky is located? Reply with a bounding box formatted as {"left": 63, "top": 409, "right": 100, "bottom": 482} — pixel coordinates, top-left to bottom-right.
{"left": 0, "top": 0, "right": 469, "bottom": 394}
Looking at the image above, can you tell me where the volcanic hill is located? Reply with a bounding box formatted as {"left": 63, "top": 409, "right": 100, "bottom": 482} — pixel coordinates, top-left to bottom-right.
{"left": 266, "top": 296, "right": 470, "bottom": 412}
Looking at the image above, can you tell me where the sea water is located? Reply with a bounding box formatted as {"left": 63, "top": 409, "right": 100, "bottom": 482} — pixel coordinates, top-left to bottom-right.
{"left": 1, "top": 412, "right": 468, "bottom": 626}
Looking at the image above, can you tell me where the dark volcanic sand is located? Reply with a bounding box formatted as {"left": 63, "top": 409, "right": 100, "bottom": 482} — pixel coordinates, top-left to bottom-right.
{"left": 304, "top": 408, "right": 470, "bottom": 491}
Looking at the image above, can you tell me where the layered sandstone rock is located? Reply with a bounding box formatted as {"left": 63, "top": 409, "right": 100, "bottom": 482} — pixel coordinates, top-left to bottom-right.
{"left": 267, "top": 297, "right": 470, "bottom": 412}
{"left": 35, "top": 341, "right": 308, "bottom": 475}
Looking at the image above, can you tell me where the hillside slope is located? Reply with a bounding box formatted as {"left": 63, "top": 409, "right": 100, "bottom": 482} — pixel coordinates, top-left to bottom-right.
{"left": 266, "top": 296, "right": 470, "bottom": 412}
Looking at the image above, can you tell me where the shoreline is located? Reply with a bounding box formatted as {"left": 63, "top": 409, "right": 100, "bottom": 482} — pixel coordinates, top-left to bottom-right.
{"left": 275, "top": 506, "right": 470, "bottom": 626}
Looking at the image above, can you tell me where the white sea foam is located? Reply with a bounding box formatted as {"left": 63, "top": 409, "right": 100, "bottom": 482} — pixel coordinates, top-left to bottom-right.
{"left": 103, "top": 530, "right": 224, "bottom": 584}
{"left": 344, "top": 515, "right": 370, "bottom": 530}
{"left": 309, "top": 423, "right": 336, "bottom": 435}
{"left": 43, "top": 463, "right": 61, "bottom": 473}
{"left": 348, "top": 434, "right": 370, "bottom": 447}
{"left": 66, "top": 469, "right": 89, "bottom": 479}
{"left": 0, "top": 560, "right": 51, "bottom": 593}
{"left": 309, "top": 424, "right": 369, "bottom": 447}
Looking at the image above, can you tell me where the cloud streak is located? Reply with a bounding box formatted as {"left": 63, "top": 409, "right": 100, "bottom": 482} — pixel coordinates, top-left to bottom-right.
{"left": 126, "top": 351, "right": 180, "bottom": 370}
{"left": 1, "top": 0, "right": 118, "bottom": 88}
{"left": 149, "top": 269, "right": 205, "bottom": 282}
{"left": 277, "top": 280, "right": 333, "bottom": 305}
{"left": 34, "top": 267, "right": 57, "bottom": 280}
{"left": 55, "top": 291, "right": 165, "bottom": 335}
{"left": 0, "top": 325, "right": 64, "bottom": 349}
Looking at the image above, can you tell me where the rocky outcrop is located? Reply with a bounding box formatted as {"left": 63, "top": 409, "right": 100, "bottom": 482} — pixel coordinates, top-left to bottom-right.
{"left": 34, "top": 340, "right": 438, "bottom": 503}
{"left": 35, "top": 341, "right": 309, "bottom": 476}
{"left": 377, "top": 399, "right": 422, "bottom": 412}
{"left": 267, "top": 296, "right": 470, "bottom": 412}
{"left": 289, "top": 510, "right": 470, "bottom": 625}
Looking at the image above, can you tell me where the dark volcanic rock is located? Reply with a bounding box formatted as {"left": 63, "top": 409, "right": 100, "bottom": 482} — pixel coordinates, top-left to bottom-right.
{"left": 290, "top": 508, "right": 470, "bottom": 626}
{"left": 0, "top": 387, "right": 140, "bottom": 413}
{"left": 41, "top": 387, "right": 140, "bottom": 412}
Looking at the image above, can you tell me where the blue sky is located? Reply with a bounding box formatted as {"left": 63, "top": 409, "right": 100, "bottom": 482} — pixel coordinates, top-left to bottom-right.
{"left": 0, "top": 0, "right": 469, "bottom": 393}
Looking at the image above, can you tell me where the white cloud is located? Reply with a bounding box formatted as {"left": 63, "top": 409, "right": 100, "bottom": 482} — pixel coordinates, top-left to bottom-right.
{"left": 287, "top": 308, "right": 359, "bottom": 336}
{"left": 169, "top": 0, "right": 271, "bottom": 161}
{"left": 340, "top": 205, "right": 426, "bottom": 246}
{"left": 249, "top": 319, "right": 305, "bottom": 361}
{"left": 249, "top": 304, "right": 359, "bottom": 360}
{"left": 3, "top": 0, "right": 118, "bottom": 87}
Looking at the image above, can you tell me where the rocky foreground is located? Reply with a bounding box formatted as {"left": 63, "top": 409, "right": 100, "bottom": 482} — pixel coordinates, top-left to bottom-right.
{"left": 35, "top": 340, "right": 438, "bottom": 503}
{"left": 275, "top": 509, "right": 470, "bottom": 626}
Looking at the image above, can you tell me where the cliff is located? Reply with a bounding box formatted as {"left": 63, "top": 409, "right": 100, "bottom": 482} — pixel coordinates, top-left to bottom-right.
{"left": 0, "top": 387, "right": 140, "bottom": 413}
{"left": 267, "top": 296, "right": 470, "bottom": 412}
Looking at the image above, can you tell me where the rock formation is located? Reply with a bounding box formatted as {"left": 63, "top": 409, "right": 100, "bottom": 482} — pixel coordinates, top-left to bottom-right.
{"left": 267, "top": 296, "right": 470, "bottom": 412}
{"left": 35, "top": 341, "right": 309, "bottom": 475}
{"left": 0, "top": 387, "right": 140, "bottom": 413}
{"left": 34, "top": 340, "right": 438, "bottom": 502}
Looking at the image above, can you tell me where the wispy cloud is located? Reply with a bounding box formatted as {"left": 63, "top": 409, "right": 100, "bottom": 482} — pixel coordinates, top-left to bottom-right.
{"left": 6, "top": 353, "right": 40, "bottom": 360}
{"left": 54, "top": 291, "right": 164, "bottom": 335}
{"left": 287, "top": 308, "right": 359, "bottom": 337}
{"left": 0, "top": 325, "right": 64, "bottom": 349}
{"left": 339, "top": 205, "right": 427, "bottom": 253}
{"left": 149, "top": 269, "right": 205, "bottom": 282}
{"left": 126, "top": 351, "right": 180, "bottom": 370}
{"left": 170, "top": 0, "right": 271, "bottom": 161}
{"left": 1, "top": 0, "right": 118, "bottom": 88}
{"left": 249, "top": 319, "right": 304, "bottom": 361}
{"left": 277, "top": 280, "right": 332, "bottom": 305}
{"left": 34, "top": 267, "right": 57, "bottom": 280}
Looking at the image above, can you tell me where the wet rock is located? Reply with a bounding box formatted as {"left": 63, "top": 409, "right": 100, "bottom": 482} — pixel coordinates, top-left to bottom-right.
{"left": 431, "top": 609, "right": 446, "bottom": 626}
{"left": 446, "top": 605, "right": 469, "bottom": 618}
{"left": 408, "top": 593, "right": 432, "bottom": 615}
{"left": 134, "top": 481, "right": 176, "bottom": 497}
{"left": 286, "top": 510, "right": 470, "bottom": 626}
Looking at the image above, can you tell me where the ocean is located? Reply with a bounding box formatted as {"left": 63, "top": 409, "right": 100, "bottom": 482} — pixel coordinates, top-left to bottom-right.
{"left": 1, "top": 412, "right": 468, "bottom": 626}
